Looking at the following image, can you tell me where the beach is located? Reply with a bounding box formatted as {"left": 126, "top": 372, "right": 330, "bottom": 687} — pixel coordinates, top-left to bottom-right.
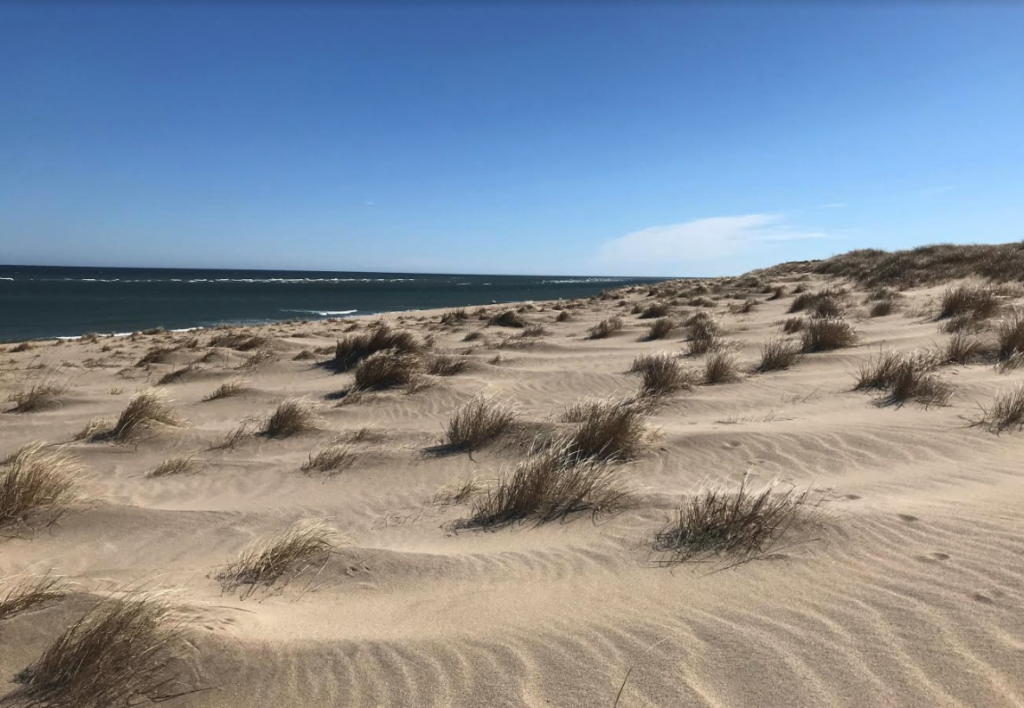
{"left": 3, "top": 260, "right": 1024, "bottom": 707}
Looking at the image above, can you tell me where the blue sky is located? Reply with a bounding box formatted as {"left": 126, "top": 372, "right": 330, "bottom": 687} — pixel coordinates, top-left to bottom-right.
{"left": 1, "top": 2, "right": 1022, "bottom": 277}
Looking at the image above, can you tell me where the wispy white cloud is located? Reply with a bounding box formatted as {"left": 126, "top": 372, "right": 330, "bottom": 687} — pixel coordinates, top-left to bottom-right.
{"left": 590, "top": 214, "right": 829, "bottom": 275}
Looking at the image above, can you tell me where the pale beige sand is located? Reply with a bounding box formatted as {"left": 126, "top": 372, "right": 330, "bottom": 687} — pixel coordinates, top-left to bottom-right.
{"left": 3, "top": 273, "right": 1024, "bottom": 707}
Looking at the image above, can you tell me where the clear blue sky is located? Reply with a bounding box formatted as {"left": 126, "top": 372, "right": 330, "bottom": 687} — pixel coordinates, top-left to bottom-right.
{"left": 2, "top": 2, "right": 1022, "bottom": 276}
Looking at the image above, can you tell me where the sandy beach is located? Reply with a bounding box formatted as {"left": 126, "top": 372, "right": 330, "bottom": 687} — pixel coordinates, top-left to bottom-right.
{"left": 3, "top": 258, "right": 1024, "bottom": 707}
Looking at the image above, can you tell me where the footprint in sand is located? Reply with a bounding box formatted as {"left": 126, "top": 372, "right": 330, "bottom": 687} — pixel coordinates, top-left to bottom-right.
{"left": 918, "top": 552, "right": 950, "bottom": 563}
{"left": 897, "top": 514, "right": 919, "bottom": 523}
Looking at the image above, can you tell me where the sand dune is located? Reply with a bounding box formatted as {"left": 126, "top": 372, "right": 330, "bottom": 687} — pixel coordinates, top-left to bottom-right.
{"left": 3, "top": 265, "right": 1024, "bottom": 707}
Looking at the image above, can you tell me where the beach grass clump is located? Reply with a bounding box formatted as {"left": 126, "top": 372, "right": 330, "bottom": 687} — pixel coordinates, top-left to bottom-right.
{"left": 854, "top": 350, "right": 951, "bottom": 406}
{"left": 107, "top": 389, "right": 184, "bottom": 442}
{"left": 940, "top": 285, "right": 999, "bottom": 321}
{"left": 147, "top": 455, "right": 197, "bottom": 479}
{"left": 238, "top": 347, "right": 276, "bottom": 371}
{"left": 756, "top": 338, "right": 803, "bottom": 373}
{"left": 639, "top": 302, "right": 671, "bottom": 319}
{"left": 330, "top": 323, "right": 420, "bottom": 372}
{"left": 652, "top": 478, "right": 818, "bottom": 562}
{"left": 800, "top": 318, "right": 858, "bottom": 352}
{"left": 217, "top": 520, "right": 340, "bottom": 598}
{"left": 352, "top": 348, "right": 421, "bottom": 389}
{"left": 0, "top": 574, "right": 67, "bottom": 622}
{"left": 487, "top": 309, "right": 526, "bottom": 328}
{"left": 769, "top": 285, "right": 787, "bottom": 300}
{"left": 441, "top": 394, "right": 519, "bottom": 451}
{"left": 427, "top": 354, "right": 470, "bottom": 376}
{"left": 157, "top": 361, "right": 200, "bottom": 385}
{"left": 7, "top": 374, "right": 71, "bottom": 413}
{"left": 457, "top": 443, "right": 632, "bottom": 529}
{"left": 432, "top": 476, "right": 484, "bottom": 506}
{"left": 703, "top": 351, "right": 740, "bottom": 384}
{"left": 563, "top": 396, "right": 649, "bottom": 461}
{"left": 301, "top": 442, "right": 356, "bottom": 478}
{"left": 969, "top": 385, "right": 1024, "bottom": 434}
{"left": 440, "top": 308, "right": 469, "bottom": 326}
{"left": 781, "top": 317, "right": 805, "bottom": 334}
{"left": 11, "top": 592, "right": 187, "bottom": 708}
{"left": 644, "top": 317, "right": 675, "bottom": 341}
{"left": 203, "top": 378, "right": 248, "bottom": 401}
{"left": 587, "top": 316, "right": 625, "bottom": 340}
{"left": 555, "top": 310, "right": 572, "bottom": 322}
{"left": 941, "top": 332, "right": 984, "bottom": 365}
{"left": 630, "top": 353, "right": 696, "bottom": 397}
{"left": 869, "top": 297, "right": 898, "bottom": 317}
{"left": 135, "top": 346, "right": 176, "bottom": 368}
{"left": 1, "top": 443, "right": 79, "bottom": 530}
{"left": 996, "top": 311, "right": 1024, "bottom": 360}
{"left": 260, "top": 398, "right": 320, "bottom": 438}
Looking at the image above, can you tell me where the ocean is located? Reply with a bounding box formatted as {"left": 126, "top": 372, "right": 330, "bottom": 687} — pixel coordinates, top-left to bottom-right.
{"left": 0, "top": 265, "right": 663, "bottom": 342}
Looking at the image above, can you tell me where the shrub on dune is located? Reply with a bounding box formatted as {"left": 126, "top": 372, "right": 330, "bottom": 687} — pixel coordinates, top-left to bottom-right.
{"left": 457, "top": 444, "right": 632, "bottom": 529}
{"left": 703, "top": 351, "right": 740, "bottom": 384}
{"left": 440, "top": 308, "right": 469, "bottom": 326}
{"left": 1, "top": 443, "right": 79, "bottom": 530}
{"left": 869, "top": 298, "right": 898, "bottom": 317}
{"left": 940, "top": 285, "right": 999, "bottom": 321}
{"left": 630, "top": 353, "right": 696, "bottom": 397}
{"left": 854, "top": 350, "right": 951, "bottom": 407}
{"left": 427, "top": 354, "right": 470, "bottom": 376}
{"left": 563, "top": 396, "right": 649, "bottom": 461}
{"left": 107, "top": 389, "right": 184, "bottom": 442}
{"left": 996, "top": 311, "right": 1024, "bottom": 360}
{"left": 487, "top": 309, "right": 526, "bottom": 328}
{"left": 147, "top": 455, "right": 197, "bottom": 478}
{"left": 644, "top": 317, "right": 675, "bottom": 341}
{"left": 441, "top": 394, "right": 519, "bottom": 451}
{"left": 639, "top": 302, "right": 670, "bottom": 319}
{"left": 11, "top": 592, "right": 188, "bottom": 708}
{"left": 941, "top": 332, "right": 984, "bottom": 365}
{"left": 781, "top": 317, "right": 805, "bottom": 334}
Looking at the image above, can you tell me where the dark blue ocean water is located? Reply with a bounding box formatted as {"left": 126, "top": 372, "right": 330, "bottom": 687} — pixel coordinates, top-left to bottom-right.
{"left": 0, "top": 265, "right": 661, "bottom": 342}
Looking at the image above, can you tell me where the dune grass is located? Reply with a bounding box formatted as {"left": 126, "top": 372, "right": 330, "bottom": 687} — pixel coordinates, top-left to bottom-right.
{"left": 157, "top": 361, "right": 201, "bottom": 385}
{"left": 432, "top": 476, "right": 484, "bottom": 506}
{"left": 630, "top": 353, "right": 696, "bottom": 397}
{"left": 869, "top": 298, "right": 898, "bottom": 317}
{"left": 0, "top": 574, "right": 67, "bottom": 622}
{"left": 456, "top": 444, "right": 632, "bottom": 529}
{"left": 1, "top": 443, "right": 79, "bottom": 530}
{"left": 105, "top": 389, "right": 184, "bottom": 442}
{"left": 756, "top": 338, "right": 802, "bottom": 373}
{"left": 652, "top": 478, "right": 819, "bottom": 562}
{"left": 202, "top": 378, "right": 248, "bottom": 402}
{"left": 941, "top": 332, "right": 984, "bottom": 365}
{"left": 487, "top": 309, "right": 526, "bottom": 328}
{"left": 854, "top": 350, "right": 951, "bottom": 407}
{"left": 330, "top": 323, "right": 420, "bottom": 371}
{"left": 353, "top": 348, "right": 421, "bottom": 389}
{"left": 996, "top": 311, "right": 1024, "bottom": 360}
{"left": 562, "top": 396, "right": 649, "bottom": 461}
{"left": 7, "top": 372, "right": 71, "bottom": 413}
{"left": 441, "top": 394, "right": 519, "bottom": 451}
{"left": 781, "top": 316, "right": 805, "bottom": 334}
{"left": 147, "top": 455, "right": 197, "bottom": 479}
{"left": 440, "top": 308, "right": 469, "bottom": 326}
{"left": 939, "top": 284, "right": 1000, "bottom": 321}
{"left": 587, "top": 316, "right": 624, "bottom": 340}
{"left": 969, "top": 385, "right": 1024, "bottom": 434}
{"left": 427, "top": 354, "right": 470, "bottom": 376}
{"left": 301, "top": 442, "right": 356, "bottom": 478}
{"left": 703, "top": 351, "right": 740, "bottom": 384}
{"left": 638, "top": 302, "right": 671, "bottom": 319}
{"left": 217, "top": 520, "right": 340, "bottom": 598}
{"left": 260, "top": 398, "right": 320, "bottom": 438}
{"left": 800, "top": 318, "right": 858, "bottom": 352}
{"left": 135, "top": 346, "right": 176, "bottom": 367}
{"left": 644, "top": 317, "right": 675, "bottom": 341}
{"left": 12, "top": 591, "right": 187, "bottom": 708}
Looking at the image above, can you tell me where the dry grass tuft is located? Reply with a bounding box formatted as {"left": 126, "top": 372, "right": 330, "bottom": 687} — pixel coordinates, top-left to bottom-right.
{"left": 800, "top": 318, "right": 858, "bottom": 352}
{"left": 135, "top": 346, "right": 176, "bottom": 367}
{"left": 427, "top": 354, "right": 470, "bottom": 376}
{"left": 12, "top": 591, "right": 189, "bottom": 708}
{"left": 942, "top": 332, "right": 984, "bottom": 365}
{"left": 639, "top": 302, "right": 671, "bottom": 319}
{"left": 652, "top": 477, "right": 820, "bottom": 562}
{"left": 217, "top": 520, "right": 341, "bottom": 598}
{"left": 703, "top": 351, "right": 740, "bottom": 384}
{"left": 301, "top": 442, "right": 356, "bottom": 478}
{"left": 440, "top": 308, "right": 469, "bottom": 326}
{"left": 487, "top": 309, "right": 526, "bottom": 328}
{"left": 630, "top": 353, "right": 696, "bottom": 397}
{"left": 869, "top": 298, "right": 898, "bottom": 317}
{"left": 441, "top": 394, "right": 519, "bottom": 451}
{"left": 969, "top": 385, "right": 1024, "bottom": 434}
{"left": 353, "top": 348, "right": 421, "bottom": 389}
{"left": 563, "top": 396, "right": 649, "bottom": 461}
{"left": 996, "top": 311, "right": 1024, "bottom": 360}
{"left": 157, "top": 361, "right": 200, "bottom": 385}
{"left": 210, "top": 423, "right": 252, "bottom": 451}
{"left": 432, "top": 476, "right": 484, "bottom": 506}
{"left": 261, "top": 398, "right": 320, "bottom": 438}
{"left": 940, "top": 285, "right": 1000, "bottom": 320}
{"left": 644, "top": 317, "right": 675, "bottom": 341}
{"left": 238, "top": 347, "right": 276, "bottom": 371}
{"left": 756, "top": 338, "right": 803, "bottom": 372}
{"left": 781, "top": 316, "right": 805, "bottom": 334}
{"left": 587, "top": 316, "right": 624, "bottom": 340}
{"left": 1, "top": 444, "right": 78, "bottom": 530}
{"left": 456, "top": 444, "right": 632, "bottom": 529}
{"left": 147, "top": 455, "right": 197, "bottom": 479}
{"left": 7, "top": 370, "right": 72, "bottom": 413}
{"left": 202, "top": 378, "right": 248, "bottom": 402}
{"left": 854, "top": 350, "right": 951, "bottom": 407}
{"left": 330, "top": 323, "right": 420, "bottom": 371}
{"left": 555, "top": 310, "right": 572, "bottom": 322}
{"left": 0, "top": 574, "right": 66, "bottom": 622}
{"left": 107, "top": 389, "right": 184, "bottom": 442}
